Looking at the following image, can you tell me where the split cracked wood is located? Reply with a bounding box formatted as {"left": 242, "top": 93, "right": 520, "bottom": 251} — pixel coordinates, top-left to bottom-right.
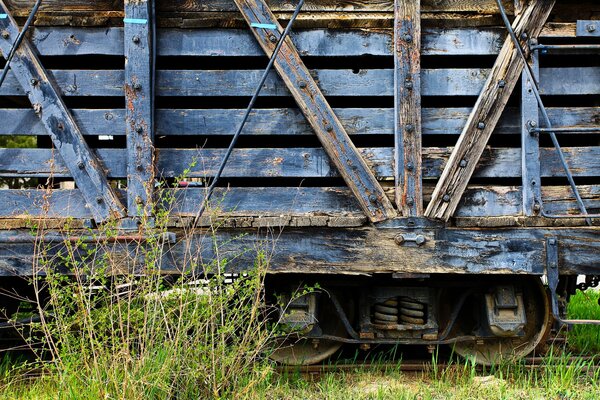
{"left": 424, "top": 0, "right": 556, "bottom": 221}
{"left": 232, "top": 0, "right": 396, "bottom": 222}
{"left": 394, "top": 0, "right": 422, "bottom": 216}
{"left": 0, "top": 1, "right": 125, "bottom": 222}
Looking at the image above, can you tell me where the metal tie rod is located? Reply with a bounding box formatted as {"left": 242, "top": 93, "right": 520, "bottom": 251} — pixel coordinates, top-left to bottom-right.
{"left": 496, "top": 0, "right": 592, "bottom": 225}
{"left": 193, "top": 0, "right": 305, "bottom": 226}
{"left": 0, "top": 0, "right": 42, "bottom": 88}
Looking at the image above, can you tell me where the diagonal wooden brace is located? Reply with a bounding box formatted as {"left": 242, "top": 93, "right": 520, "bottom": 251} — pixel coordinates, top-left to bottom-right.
{"left": 233, "top": 0, "right": 396, "bottom": 223}
{"left": 0, "top": 1, "right": 125, "bottom": 222}
{"left": 425, "top": 0, "right": 555, "bottom": 221}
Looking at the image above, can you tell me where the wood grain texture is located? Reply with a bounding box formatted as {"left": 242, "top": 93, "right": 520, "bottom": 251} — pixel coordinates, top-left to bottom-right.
{"left": 0, "top": 1, "right": 124, "bottom": 223}
{"left": 394, "top": 0, "right": 422, "bottom": 215}
{"left": 425, "top": 0, "right": 556, "bottom": 221}
{"left": 232, "top": 0, "right": 396, "bottom": 222}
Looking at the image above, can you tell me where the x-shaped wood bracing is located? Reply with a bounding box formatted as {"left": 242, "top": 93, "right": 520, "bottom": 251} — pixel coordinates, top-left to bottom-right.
{"left": 425, "top": 0, "right": 556, "bottom": 221}
{"left": 0, "top": 1, "right": 125, "bottom": 222}
{"left": 233, "top": 0, "right": 396, "bottom": 223}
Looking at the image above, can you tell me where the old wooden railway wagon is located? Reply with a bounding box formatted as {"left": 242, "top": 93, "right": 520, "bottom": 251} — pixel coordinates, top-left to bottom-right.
{"left": 0, "top": 0, "right": 599, "bottom": 364}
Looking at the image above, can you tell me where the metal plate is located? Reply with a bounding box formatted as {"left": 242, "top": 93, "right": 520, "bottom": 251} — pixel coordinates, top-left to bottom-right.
{"left": 576, "top": 20, "right": 599, "bottom": 37}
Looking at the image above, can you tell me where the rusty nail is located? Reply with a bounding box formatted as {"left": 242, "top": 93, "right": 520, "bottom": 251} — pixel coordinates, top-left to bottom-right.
{"left": 442, "top": 194, "right": 451, "bottom": 202}
{"left": 298, "top": 80, "right": 307, "bottom": 89}
{"left": 394, "top": 235, "right": 405, "bottom": 245}
{"left": 325, "top": 124, "right": 333, "bottom": 132}
{"left": 477, "top": 121, "right": 486, "bottom": 129}
{"left": 459, "top": 159, "right": 467, "bottom": 168}
{"left": 132, "top": 35, "right": 141, "bottom": 44}
{"left": 269, "top": 35, "right": 278, "bottom": 43}
{"left": 1, "top": 31, "right": 9, "bottom": 39}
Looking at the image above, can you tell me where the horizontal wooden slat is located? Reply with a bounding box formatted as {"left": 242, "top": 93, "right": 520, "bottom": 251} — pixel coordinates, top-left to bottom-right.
{"left": 1, "top": 106, "right": 597, "bottom": 136}
{"left": 1, "top": 184, "right": 597, "bottom": 220}
{"left": 29, "top": 27, "right": 505, "bottom": 57}
{"left": 0, "top": 68, "right": 597, "bottom": 97}
{"left": 1, "top": 147, "right": 599, "bottom": 179}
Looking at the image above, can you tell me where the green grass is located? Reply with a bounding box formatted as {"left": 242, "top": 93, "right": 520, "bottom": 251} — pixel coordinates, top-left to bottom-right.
{"left": 567, "top": 290, "right": 600, "bottom": 352}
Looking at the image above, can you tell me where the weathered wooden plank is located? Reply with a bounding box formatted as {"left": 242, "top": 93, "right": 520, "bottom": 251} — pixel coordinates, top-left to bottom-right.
{"left": 2, "top": 106, "right": 597, "bottom": 136}
{"left": 425, "top": 1, "right": 556, "bottom": 221}
{"left": 28, "top": 26, "right": 506, "bottom": 57}
{"left": 0, "top": 68, "right": 597, "bottom": 98}
{"left": 1, "top": 183, "right": 598, "bottom": 221}
{"left": 124, "top": 0, "right": 154, "bottom": 217}
{"left": 2, "top": 147, "right": 599, "bottom": 180}
{"left": 394, "top": 0, "right": 422, "bottom": 215}
{"left": 4, "top": 0, "right": 515, "bottom": 14}
{"left": 232, "top": 0, "right": 395, "bottom": 222}
{"left": 0, "top": 1, "right": 124, "bottom": 222}
{"left": 521, "top": 51, "right": 541, "bottom": 216}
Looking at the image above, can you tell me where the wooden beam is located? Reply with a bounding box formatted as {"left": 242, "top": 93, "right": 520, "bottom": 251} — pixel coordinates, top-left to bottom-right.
{"left": 232, "top": 0, "right": 396, "bottom": 222}
{"left": 124, "top": 0, "right": 154, "bottom": 217}
{"left": 0, "top": 1, "right": 124, "bottom": 222}
{"left": 394, "top": 0, "right": 422, "bottom": 216}
{"left": 424, "top": 0, "right": 555, "bottom": 221}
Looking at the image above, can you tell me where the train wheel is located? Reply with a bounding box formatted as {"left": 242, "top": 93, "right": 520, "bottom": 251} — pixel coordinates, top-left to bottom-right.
{"left": 453, "top": 277, "right": 551, "bottom": 366}
{"left": 269, "top": 292, "right": 348, "bottom": 365}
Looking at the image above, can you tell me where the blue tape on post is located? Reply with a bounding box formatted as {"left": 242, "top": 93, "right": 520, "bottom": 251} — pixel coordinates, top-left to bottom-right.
{"left": 0, "top": 14, "right": 8, "bottom": 19}
{"left": 124, "top": 18, "right": 148, "bottom": 24}
{"left": 250, "top": 22, "right": 277, "bottom": 30}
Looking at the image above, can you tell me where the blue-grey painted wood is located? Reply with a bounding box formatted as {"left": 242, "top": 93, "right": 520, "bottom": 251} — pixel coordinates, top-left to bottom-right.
{"left": 124, "top": 0, "right": 154, "bottom": 217}
{"left": 1, "top": 184, "right": 597, "bottom": 220}
{"left": 4, "top": 225, "right": 600, "bottom": 277}
{"left": 2, "top": 106, "right": 598, "bottom": 137}
{"left": 28, "top": 27, "right": 506, "bottom": 57}
{"left": 0, "top": 68, "right": 597, "bottom": 97}
{"left": 2, "top": 147, "right": 599, "bottom": 179}
{"left": 394, "top": 0, "right": 422, "bottom": 216}
{"left": 0, "top": 1, "right": 124, "bottom": 222}
{"left": 521, "top": 52, "right": 541, "bottom": 216}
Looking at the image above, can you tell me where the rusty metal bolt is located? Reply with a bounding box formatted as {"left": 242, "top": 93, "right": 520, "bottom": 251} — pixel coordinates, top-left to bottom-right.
{"left": 298, "top": 80, "right": 307, "bottom": 89}
{"left": 459, "top": 159, "right": 467, "bottom": 168}
{"left": 1, "top": 31, "right": 9, "bottom": 40}
{"left": 477, "top": 121, "right": 486, "bottom": 130}
{"left": 587, "top": 24, "right": 597, "bottom": 33}
{"left": 269, "top": 35, "right": 278, "bottom": 43}
{"left": 442, "top": 194, "right": 451, "bottom": 202}
{"left": 132, "top": 35, "right": 141, "bottom": 44}
{"left": 394, "top": 234, "right": 405, "bottom": 245}
{"left": 415, "top": 235, "right": 426, "bottom": 246}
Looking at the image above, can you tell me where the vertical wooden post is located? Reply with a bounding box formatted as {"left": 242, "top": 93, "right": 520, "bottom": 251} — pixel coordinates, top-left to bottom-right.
{"left": 124, "top": 0, "right": 154, "bottom": 218}
{"left": 394, "top": 0, "right": 422, "bottom": 216}
{"left": 521, "top": 50, "right": 541, "bottom": 216}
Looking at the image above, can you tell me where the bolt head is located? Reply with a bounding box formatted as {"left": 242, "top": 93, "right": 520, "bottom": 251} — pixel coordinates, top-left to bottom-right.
{"left": 369, "top": 194, "right": 378, "bottom": 204}
{"left": 132, "top": 35, "right": 141, "bottom": 44}
{"left": 133, "top": 83, "right": 142, "bottom": 91}
{"left": 1, "top": 31, "right": 9, "bottom": 39}
{"left": 30, "top": 78, "right": 38, "bottom": 86}
{"left": 442, "top": 194, "right": 451, "bottom": 202}
{"left": 298, "top": 80, "right": 307, "bottom": 89}
{"left": 406, "top": 162, "right": 414, "bottom": 172}
{"left": 587, "top": 24, "right": 597, "bottom": 33}
{"left": 394, "top": 234, "right": 405, "bottom": 245}
{"left": 269, "top": 35, "right": 278, "bottom": 43}
{"left": 404, "top": 80, "right": 413, "bottom": 90}
{"left": 498, "top": 80, "right": 506, "bottom": 88}
{"left": 548, "top": 238, "right": 557, "bottom": 246}
{"left": 477, "top": 121, "right": 486, "bottom": 130}
{"left": 325, "top": 124, "right": 333, "bottom": 132}
{"left": 415, "top": 235, "right": 426, "bottom": 246}
{"left": 136, "top": 164, "right": 144, "bottom": 171}
{"left": 528, "top": 120, "right": 537, "bottom": 128}
{"left": 459, "top": 159, "right": 467, "bottom": 168}
{"left": 405, "top": 124, "right": 414, "bottom": 133}
{"left": 533, "top": 202, "right": 541, "bottom": 212}
{"left": 96, "top": 197, "right": 103, "bottom": 204}
{"left": 521, "top": 32, "right": 528, "bottom": 40}
{"left": 136, "top": 126, "right": 144, "bottom": 134}
{"left": 77, "top": 161, "right": 85, "bottom": 169}
{"left": 406, "top": 198, "right": 414, "bottom": 206}
{"left": 403, "top": 34, "right": 412, "bottom": 42}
